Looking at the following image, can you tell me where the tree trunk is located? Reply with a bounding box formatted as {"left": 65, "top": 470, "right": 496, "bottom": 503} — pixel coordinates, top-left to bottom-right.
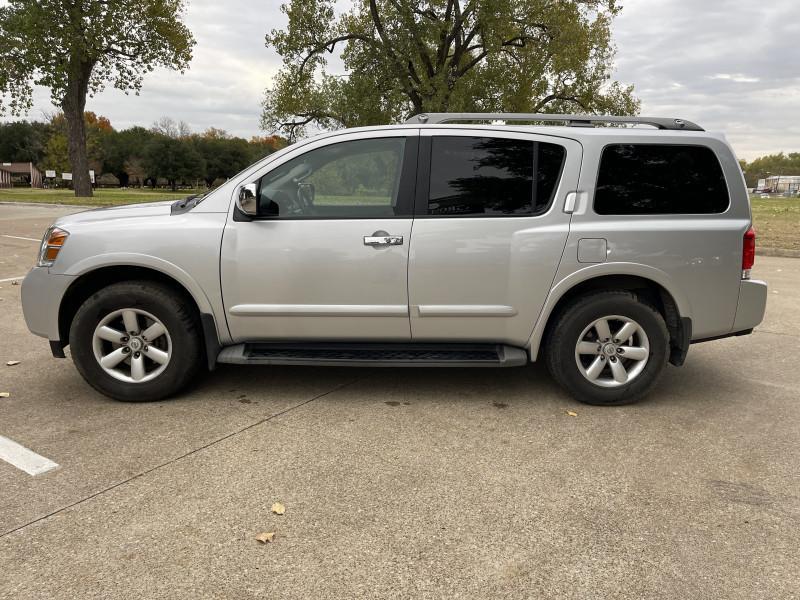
{"left": 61, "top": 62, "right": 93, "bottom": 197}
{"left": 116, "top": 172, "right": 130, "bottom": 188}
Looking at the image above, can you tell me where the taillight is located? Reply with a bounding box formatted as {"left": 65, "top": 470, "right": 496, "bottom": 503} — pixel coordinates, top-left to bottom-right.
{"left": 742, "top": 227, "right": 755, "bottom": 279}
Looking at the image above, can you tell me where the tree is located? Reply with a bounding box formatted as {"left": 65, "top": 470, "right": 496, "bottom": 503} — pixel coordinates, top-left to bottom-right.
{"left": 0, "top": 120, "right": 50, "bottom": 165}
{"left": 740, "top": 153, "right": 800, "bottom": 188}
{"left": 144, "top": 135, "right": 204, "bottom": 191}
{"left": 262, "top": 0, "right": 638, "bottom": 139}
{"left": 249, "top": 135, "right": 289, "bottom": 161}
{"left": 0, "top": 0, "right": 195, "bottom": 197}
{"left": 152, "top": 116, "right": 192, "bottom": 139}
{"left": 47, "top": 111, "right": 113, "bottom": 180}
{"left": 192, "top": 130, "right": 253, "bottom": 187}
{"left": 102, "top": 126, "right": 157, "bottom": 187}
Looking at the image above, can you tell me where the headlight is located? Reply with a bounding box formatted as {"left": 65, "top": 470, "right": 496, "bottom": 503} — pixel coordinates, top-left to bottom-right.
{"left": 37, "top": 226, "right": 69, "bottom": 267}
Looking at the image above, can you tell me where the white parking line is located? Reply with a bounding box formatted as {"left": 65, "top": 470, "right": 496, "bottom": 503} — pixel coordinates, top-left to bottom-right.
{"left": 1, "top": 234, "right": 40, "bottom": 242}
{"left": 0, "top": 435, "right": 59, "bottom": 476}
{"left": 0, "top": 276, "right": 25, "bottom": 283}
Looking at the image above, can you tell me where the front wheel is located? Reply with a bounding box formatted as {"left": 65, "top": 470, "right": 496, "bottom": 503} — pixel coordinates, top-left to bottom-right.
{"left": 69, "top": 281, "right": 203, "bottom": 402}
{"left": 545, "top": 290, "right": 669, "bottom": 406}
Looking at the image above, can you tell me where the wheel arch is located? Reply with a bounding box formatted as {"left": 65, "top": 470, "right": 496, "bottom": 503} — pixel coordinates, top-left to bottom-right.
{"left": 529, "top": 264, "right": 692, "bottom": 366}
{"left": 58, "top": 264, "right": 221, "bottom": 370}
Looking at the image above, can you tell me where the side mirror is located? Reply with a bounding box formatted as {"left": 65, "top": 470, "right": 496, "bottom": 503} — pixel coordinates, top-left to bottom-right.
{"left": 237, "top": 183, "right": 258, "bottom": 216}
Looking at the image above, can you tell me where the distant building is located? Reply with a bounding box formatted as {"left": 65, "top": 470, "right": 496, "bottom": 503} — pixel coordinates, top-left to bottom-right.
{"left": 0, "top": 162, "right": 43, "bottom": 188}
{"left": 764, "top": 175, "right": 800, "bottom": 194}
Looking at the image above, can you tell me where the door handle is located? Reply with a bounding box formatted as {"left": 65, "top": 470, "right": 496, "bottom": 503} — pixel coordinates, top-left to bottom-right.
{"left": 364, "top": 231, "right": 403, "bottom": 246}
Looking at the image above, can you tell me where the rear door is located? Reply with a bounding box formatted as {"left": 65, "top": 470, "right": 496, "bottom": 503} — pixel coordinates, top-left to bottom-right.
{"left": 407, "top": 129, "right": 582, "bottom": 346}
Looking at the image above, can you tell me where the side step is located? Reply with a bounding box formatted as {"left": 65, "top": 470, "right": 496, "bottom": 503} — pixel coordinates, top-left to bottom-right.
{"left": 217, "top": 342, "right": 528, "bottom": 368}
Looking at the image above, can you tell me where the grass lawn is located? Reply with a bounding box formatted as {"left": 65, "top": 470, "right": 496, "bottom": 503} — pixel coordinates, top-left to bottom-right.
{"left": 314, "top": 194, "right": 388, "bottom": 205}
{"left": 750, "top": 196, "right": 800, "bottom": 250}
{"left": 0, "top": 187, "right": 202, "bottom": 207}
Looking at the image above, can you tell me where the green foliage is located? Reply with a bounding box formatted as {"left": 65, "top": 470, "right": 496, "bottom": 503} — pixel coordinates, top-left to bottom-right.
{"left": 43, "top": 132, "right": 71, "bottom": 175}
{"left": 307, "top": 146, "right": 401, "bottom": 198}
{"left": 144, "top": 134, "right": 205, "bottom": 191}
{"left": 263, "top": 0, "right": 639, "bottom": 139}
{"left": 740, "top": 153, "right": 800, "bottom": 188}
{"left": 0, "top": 0, "right": 195, "bottom": 115}
{"left": 1, "top": 112, "right": 288, "bottom": 190}
{"left": 46, "top": 112, "right": 112, "bottom": 173}
{"left": 191, "top": 131, "right": 253, "bottom": 186}
{"left": 249, "top": 136, "right": 290, "bottom": 161}
{"left": 0, "top": 0, "right": 196, "bottom": 196}
{"left": 0, "top": 120, "right": 50, "bottom": 164}
{"left": 101, "top": 126, "right": 156, "bottom": 186}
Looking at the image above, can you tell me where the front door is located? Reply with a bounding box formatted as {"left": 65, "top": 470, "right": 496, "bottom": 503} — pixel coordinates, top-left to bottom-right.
{"left": 408, "top": 129, "right": 582, "bottom": 346}
{"left": 221, "top": 130, "right": 418, "bottom": 341}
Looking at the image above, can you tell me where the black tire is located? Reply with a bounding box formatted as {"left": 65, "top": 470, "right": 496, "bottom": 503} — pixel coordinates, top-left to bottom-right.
{"left": 69, "top": 280, "right": 203, "bottom": 402}
{"left": 544, "top": 290, "right": 669, "bottom": 406}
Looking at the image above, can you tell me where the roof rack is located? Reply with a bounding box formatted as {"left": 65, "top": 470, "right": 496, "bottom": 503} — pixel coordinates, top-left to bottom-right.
{"left": 404, "top": 112, "right": 704, "bottom": 131}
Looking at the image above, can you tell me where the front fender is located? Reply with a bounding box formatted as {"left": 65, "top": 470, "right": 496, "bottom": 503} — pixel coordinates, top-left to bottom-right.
{"left": 63, "top": 253, "right": 215, "bottom": 314}
{"left": 60, "top": 252, "right": 229, "bottom": 346}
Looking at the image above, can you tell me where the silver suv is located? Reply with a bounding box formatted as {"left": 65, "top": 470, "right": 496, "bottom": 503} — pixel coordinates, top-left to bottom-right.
{"left": 21, "top": 113, "right": 768, "bottom": 405}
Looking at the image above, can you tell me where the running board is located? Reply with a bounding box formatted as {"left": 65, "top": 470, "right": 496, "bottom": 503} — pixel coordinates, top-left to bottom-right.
{"left": 217, "top": 342, "right": 528, "bottom": 368}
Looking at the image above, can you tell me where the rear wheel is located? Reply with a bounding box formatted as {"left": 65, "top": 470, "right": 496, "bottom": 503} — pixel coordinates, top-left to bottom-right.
{"left": 545, "top": 290, "right": 669, "bottom": 405}
{"left": 69, "top": 281, "right": 202, "bottom": 402}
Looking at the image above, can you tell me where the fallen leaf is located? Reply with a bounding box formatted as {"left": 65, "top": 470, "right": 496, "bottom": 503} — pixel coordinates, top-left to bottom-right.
{"left": 255, "top": 531, "right": 276, "bottom": 544}
{"left": 0, "top": 392, "right": 9, "bottom": 398}
{"left": 271, "top": 502, "right": 286, "bottom": 515}
{"left": 6, "top": 361, "right": 20, "bottom": 366}
{"left": 566, "top": 410, "right": 578, "bottom": 417}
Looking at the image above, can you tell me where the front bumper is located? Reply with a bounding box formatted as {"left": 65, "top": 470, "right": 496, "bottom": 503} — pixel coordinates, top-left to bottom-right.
{"left": 733, "top": 279, "right": 768, "bottom": 331}
{"left": 21, "top": 267, "right": 75, "bottom": 341}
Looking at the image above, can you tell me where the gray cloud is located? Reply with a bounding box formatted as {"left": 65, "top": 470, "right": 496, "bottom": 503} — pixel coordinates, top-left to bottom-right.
{"left": 612, "top": 0, "right": 800, "bottom": 159}
{"left": 2, "top": 0, "right": 287, "bottom": 139}
{"left": 3, "top": 0, "right": 798, "bottom": 158}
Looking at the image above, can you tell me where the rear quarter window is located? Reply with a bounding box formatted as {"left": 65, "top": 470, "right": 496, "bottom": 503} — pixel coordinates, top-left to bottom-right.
{"left": 594, "top": 144, "right": 730, "bottom": 215}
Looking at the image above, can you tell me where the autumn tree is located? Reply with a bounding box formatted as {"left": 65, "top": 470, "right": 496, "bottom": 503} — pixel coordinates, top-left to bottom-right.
{"left": 262, "top": 0, "right": 638, "bottom": 139}
{"left": 0, "top": 0, "right": 195, "bottom": 196}
{"left": 42, "top": 112, "right": 110, "bottom": 181}
{"left": 249, "top": 135, "right": 289, "bottom": 161}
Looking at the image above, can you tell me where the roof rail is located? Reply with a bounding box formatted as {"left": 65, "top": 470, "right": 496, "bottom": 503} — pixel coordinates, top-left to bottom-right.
{"left": 404, "top": 112, "right": 704, "bottom": 131}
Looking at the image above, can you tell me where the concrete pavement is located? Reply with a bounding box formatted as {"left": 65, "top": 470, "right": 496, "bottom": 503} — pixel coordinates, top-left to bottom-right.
{"left": 0, "top": 203, "right": 798, "bottom": 599}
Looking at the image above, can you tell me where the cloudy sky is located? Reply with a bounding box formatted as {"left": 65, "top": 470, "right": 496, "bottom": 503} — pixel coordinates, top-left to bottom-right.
{"left": 4, "top": 0, "right": 799, "bottom": 159}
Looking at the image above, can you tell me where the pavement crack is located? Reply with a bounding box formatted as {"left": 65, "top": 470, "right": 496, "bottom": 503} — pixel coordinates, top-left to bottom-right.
{"left": 754, "top": 328, "right": 799, "bottom": 339}
{"left": 0, "top": 377, "right": 362, "bottom": 539}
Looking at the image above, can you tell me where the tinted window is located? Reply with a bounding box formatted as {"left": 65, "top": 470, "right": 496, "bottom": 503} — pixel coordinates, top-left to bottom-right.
{"left": 594, "top": 144, "right": 729, "bottom": 215}
{"left": 256, "top": 138, "right": 406, "bottom": 218}
{"left": 428, "top": 137, "right": 565, "bottom": 216}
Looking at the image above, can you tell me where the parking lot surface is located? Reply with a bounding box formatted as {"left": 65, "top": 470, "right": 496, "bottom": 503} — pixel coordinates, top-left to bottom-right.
{"left": 0, "top": 203, "right": 798, "bottom": 599}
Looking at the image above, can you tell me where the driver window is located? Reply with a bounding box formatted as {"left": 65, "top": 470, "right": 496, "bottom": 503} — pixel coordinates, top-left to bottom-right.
{"left": 256, "top": 137, "right": 406, "bottom": 218}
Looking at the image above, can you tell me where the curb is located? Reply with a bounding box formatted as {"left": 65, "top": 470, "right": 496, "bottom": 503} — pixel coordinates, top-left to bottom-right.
{"left": 758, "top": 248, "right": 800, "bottom": 259}
{"left": 0, "top": 201, "right": 94, "bottom": 209}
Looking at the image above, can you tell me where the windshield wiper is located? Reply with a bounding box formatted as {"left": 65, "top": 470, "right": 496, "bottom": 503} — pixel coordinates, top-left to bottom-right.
{"left": 170, "top": 193, "right": 206, "bottom": 215}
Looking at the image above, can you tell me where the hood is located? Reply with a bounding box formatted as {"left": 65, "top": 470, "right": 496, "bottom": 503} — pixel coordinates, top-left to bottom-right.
{"left": 53, "top": 200, "right": 175, "bottom": 227}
